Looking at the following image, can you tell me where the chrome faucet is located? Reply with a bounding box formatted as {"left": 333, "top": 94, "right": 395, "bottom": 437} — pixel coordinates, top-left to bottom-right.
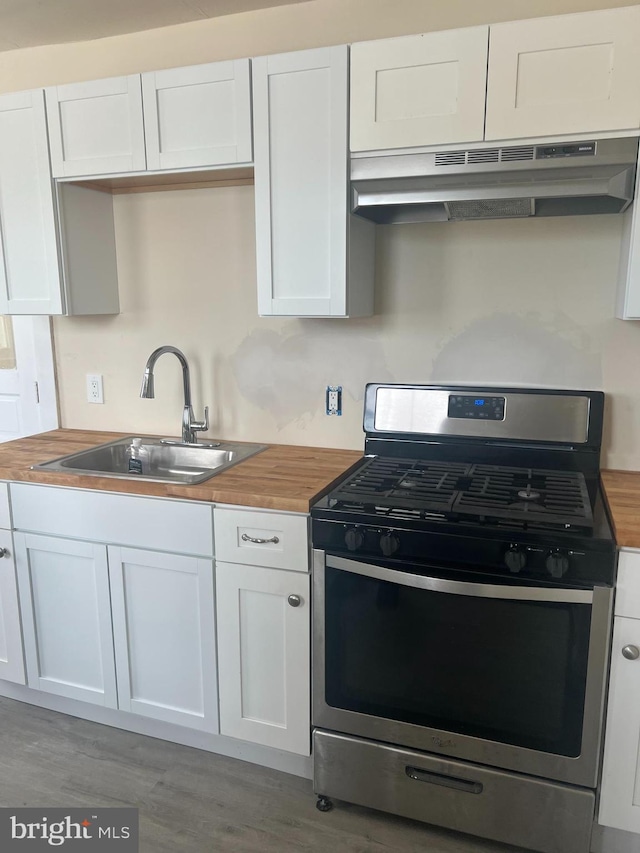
{"left": 140, "top": 346, "right": 209, "bottom": 444}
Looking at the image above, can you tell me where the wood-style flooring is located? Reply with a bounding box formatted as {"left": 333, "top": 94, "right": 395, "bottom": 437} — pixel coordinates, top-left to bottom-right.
{"left": 0, "top": 696, "right": 522, "bottom": 852}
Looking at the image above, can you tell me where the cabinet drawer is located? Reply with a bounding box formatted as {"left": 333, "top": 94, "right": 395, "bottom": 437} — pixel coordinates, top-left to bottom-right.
{"left": 615, "top": 550, "right": 640, "bottom": 619}
{"left": 214, "top": 507, "right": 309, "bottom": 572}
{"left": 10, "top": 483, "right": 213, "bottom": 557}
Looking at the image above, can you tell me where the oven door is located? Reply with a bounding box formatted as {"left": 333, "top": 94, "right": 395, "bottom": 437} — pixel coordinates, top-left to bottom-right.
{"left": 312, "top": 550, "right": 613, "bottom": 788}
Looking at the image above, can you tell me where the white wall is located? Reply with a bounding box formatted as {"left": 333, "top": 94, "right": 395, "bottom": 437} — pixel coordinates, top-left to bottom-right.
{"left": 2, "top": 0, "right": 640, "bottom": 467}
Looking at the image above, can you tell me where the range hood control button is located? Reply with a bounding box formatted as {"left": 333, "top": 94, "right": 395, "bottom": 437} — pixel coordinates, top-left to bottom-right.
{"left": 545, "top": 550, "right": 570, "bottom": 579}
{"left": 504, "top": 546, "right": 527, "bottom": 573}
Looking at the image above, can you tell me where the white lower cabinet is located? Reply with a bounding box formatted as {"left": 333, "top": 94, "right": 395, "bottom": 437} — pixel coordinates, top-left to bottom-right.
{"left": 108, "top": 546, "right": 218, "bottom": 732}
{"left": 216, "top": 561, "right": 310, "bottom": 755}
{"left": 7, "top": 485, "right": 313, "bottom": 761}
{"left": 0, "top": 528, "right": 25, "bottom": 685}
{"left": 599, "top": 549, "right": 640, "bottom": 834}
{"left": 14, "top": 532, "right": 117, "bottom": 707}
{"left": 10, "top": 484, "right": 218, "bottom": 733}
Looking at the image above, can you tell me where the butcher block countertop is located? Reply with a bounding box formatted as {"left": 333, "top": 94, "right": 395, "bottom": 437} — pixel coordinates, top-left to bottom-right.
{"left": 601, "top": 470, "right": 640, "bottom": 549}
{"left": 0, "top": 429, "right": 362, "bottom": 513}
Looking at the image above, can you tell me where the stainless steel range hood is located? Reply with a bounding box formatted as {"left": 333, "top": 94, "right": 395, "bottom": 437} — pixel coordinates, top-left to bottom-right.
{"left": 350, "top": 138, "right": 638, "bottom": 224}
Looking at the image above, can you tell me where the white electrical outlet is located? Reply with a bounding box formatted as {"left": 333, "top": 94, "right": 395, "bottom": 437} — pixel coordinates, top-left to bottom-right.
{"left": 86, "top": 374, "right": 104, "bottom": 404}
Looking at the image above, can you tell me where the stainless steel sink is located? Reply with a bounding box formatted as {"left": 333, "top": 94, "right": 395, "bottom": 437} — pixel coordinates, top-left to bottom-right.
{"left": 32, "top": 436, "right": 267, "bottom": 485}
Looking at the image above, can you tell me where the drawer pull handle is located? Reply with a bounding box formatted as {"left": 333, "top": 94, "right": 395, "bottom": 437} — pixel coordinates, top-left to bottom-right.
{"left": 241, "top": 533, "right": 280, "bottom": 545}
{"left": 406, "top": 766, "right": 483, "bottom": 794}
{"left": 622, "top": 645, "right": 640, "bottom": 660}
{"left": 0, "top": 547, "right": 7, "bottom": 558}
{"left": 288, "top": 594, "right": 302, "bottom": 607}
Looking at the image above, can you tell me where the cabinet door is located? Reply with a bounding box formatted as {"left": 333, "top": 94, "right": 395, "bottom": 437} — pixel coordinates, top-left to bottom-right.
{"left": 253, "top": 45, "right": 373, "bottom": 317}
{"left": 350, "top": 27, "right": 488, "bottom": 151}
{"left": 599, "top": 615, "right": 640, "bottom": 833}
{"left": 486, "top": 7, "right": 640, "bottom": 141}
{"left": 0, "top": 530, "right": 25, "bottom": 685}
{"left": 108, "top": 546, "right": 218, "bottom": 732}
{"left": 0, "top": 90, "right": 63, "bottom": 315}
{"left": 14, "top": 533, "right": 117, "bottom": 707}
{"left": 142, "top": 60, "right": 252, "bottom": 171}
{"left": 45, "top": 75, "right": 146, "bottom": 177}
{"left": 216, "top": 561, "right": 310, "bottom": 754}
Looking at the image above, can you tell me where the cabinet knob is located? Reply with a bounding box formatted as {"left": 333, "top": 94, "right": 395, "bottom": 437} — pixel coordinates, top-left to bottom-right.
{"left": 622, "top": 645, "right": 640, "bottom": 660}
{"left": 287, "top": 594, "right": 302, "bottom": 608}
{"left": 0, "top": 547, "right": 8, "bottom": 558}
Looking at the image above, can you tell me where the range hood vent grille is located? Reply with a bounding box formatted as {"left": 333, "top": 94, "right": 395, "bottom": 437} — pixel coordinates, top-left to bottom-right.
{"left": 435, "top": 145, "right": 535, "bottom": 167}
{"left": 467, "top": 149, "right": 500, "bottom": 164}
{"left": 434, "top": 151, "right": 466, "bottom": 167}
{"left": 501, "top": 145, "right": 535, "bottom": 162}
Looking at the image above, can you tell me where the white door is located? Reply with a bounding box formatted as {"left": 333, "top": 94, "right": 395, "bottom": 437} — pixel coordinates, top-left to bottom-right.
{"left": 142, "top": 60, "right": 252, "bottom": 171}
{"left": 0, "top": 316, "right": 57, "bottom": 442}
{"left": 14, "top": 532, "right": 118, "bottom": 707}
{"left": 108, "top": 546, "right": 218, "bottom": 732}
{"left": 486, "top": 6, "right": 640, "bottom": 141}
{"left": 0, "top": 528, "right": 26, "bottom": 685}
{"left": 45, "top": 75, "right": 146, "bottom": 177}
{"left": 599, "top": 615, "right": 640, "bottom": 833}
{"left": 216, "top": 560, "right": 310, "bottom": 755}
{"left": 253, "top": 45, "right": 373, "bottom": 318}
{"left": 0, "top": 89, "right": 64, "bottom": 315}
{"left": 350, "top": 27, "right": 489, "bottom": 151}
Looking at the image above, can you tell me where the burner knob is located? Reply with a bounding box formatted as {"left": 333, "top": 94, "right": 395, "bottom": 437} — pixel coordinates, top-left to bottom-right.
{"left": 380, "top": 532, "right": 400, "bottom": 557}
{"left": 344, "top": 527, "right": 364, "bottom": 552}
{"left": 504, "top": 547, "right": 527, "bottom": 573}
{"left": 546, "top": 550, "right": 570, "bottom": 579}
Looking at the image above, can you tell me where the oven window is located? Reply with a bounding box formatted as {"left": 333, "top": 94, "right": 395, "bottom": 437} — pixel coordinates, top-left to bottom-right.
{"left": 324, "top": 567, "right": 591, "bottom": 757}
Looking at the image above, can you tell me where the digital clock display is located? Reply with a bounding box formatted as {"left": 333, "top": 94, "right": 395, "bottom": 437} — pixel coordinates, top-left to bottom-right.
{"left": 448, "top": 395, "right": 506, "bottom": 421}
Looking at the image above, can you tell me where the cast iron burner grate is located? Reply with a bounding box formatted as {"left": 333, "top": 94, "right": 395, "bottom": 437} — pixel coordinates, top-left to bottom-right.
{"left": 330, "top": 457, "right": 593, "bottom": 528}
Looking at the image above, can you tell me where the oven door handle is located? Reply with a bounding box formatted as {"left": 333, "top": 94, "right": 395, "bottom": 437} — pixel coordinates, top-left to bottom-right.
{"left": 325, "top": 554, "right": 594, "bottom": 603}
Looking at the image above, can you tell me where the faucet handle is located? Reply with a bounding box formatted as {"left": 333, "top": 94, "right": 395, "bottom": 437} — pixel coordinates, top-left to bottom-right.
{"left": 191, "top": 406, "right": 209, "bottom": 434}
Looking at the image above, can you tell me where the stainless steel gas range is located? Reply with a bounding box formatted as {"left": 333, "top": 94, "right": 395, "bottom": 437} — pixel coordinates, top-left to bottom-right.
{"left": 310, "top": 384, "right": 616, "bottom": 853}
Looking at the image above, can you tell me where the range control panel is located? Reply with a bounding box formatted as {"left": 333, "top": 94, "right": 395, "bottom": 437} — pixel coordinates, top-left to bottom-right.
{"left": 448, "top": 394, "right": 505, "bottom": 420}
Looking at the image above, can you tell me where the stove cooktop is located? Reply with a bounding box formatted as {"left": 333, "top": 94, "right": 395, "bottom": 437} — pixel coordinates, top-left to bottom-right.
{"left": 327, "top": 456, "right": 594, "bottom": 530}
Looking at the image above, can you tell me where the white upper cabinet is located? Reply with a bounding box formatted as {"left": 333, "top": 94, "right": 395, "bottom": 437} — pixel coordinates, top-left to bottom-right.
{"left": 0, "top": 90, "right": 64, "bottom": 314}
{"left": 350, "top": 27, "right": 489, "bottom": 152}
{"left": 253, "top": 45, "right": 374, "bottom": 317}
{"left": 0, "top": 89, "right": 118, "bottom": 316}
{"left": 46, "top": 62, "right": 253, "bottom": 178}
{"left": 142, "top": 60, "right": 252, "bottom": 171}
{"left": 350, "top": 6, "right": 640, "bottom": 152}
{"left": 485, "top": 6, "right": 640, "bottom": 141}
{"left": 46, "top": 75, "right": 146, "bottom": 177}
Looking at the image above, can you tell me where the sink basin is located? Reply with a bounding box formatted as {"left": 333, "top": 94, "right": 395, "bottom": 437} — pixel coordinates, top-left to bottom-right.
{"left": 32, "top": 436, "right": 268, "bottom": 485}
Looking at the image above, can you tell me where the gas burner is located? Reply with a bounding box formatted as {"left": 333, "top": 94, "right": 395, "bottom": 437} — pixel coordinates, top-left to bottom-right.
{"left": 517, "top": 487, "right": 541, "bottom": 501}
